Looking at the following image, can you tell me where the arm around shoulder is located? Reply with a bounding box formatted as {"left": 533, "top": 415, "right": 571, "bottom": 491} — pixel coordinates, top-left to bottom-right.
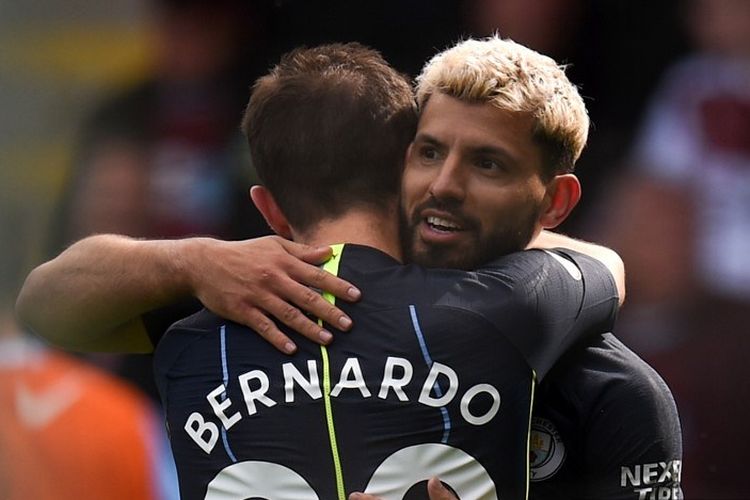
{"left": 15, "top": 234, "right": 194, "bottom": 352}
{"left": 15, "top": 234, "right": 360, "bottom": 354}
{"left": 529, "top": 230, "right": 625, "bottom": 305}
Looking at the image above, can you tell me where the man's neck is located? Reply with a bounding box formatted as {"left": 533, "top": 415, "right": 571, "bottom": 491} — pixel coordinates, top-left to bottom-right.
{"left": 291, "top": 208, "right": 402, "bottom": 262}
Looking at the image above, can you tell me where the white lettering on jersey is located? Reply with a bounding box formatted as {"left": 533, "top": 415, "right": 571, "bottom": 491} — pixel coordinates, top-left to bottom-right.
{"left": 365, "top": 443, "right": 497, "bottom": 499}
{"left": 184, "top": 356, "right": 504, "bottom": 453}
{"left": 185, "top": 412, "right": 219, "bottom": 454}
{"left": 378, "top": 357, "right": 413, "bottom": 401}
{"left": 205, "top": 461, "right": 319, "bottom": 500}
{"left": 331, "top": 358, "right": 371, "bottom": 398}
{"left": 419, "top": 362, "right": 458, "bottom": 407}
{"left": 207, "top": 384, "right": 241, "bottom": 430}
{"left": 283, "top": 360, "right": 322, "bottom": 403}
{"left": 621, "top": 460, "right": 682, "bottom": 499}
{"left": 205, "top": 444, "right": 497, "bottom": 499}
{"left": 238, "top": 370, "right": 277, "bottom": 415}
{"left": 460, "top": 383, "right": 501, "bottom": 425}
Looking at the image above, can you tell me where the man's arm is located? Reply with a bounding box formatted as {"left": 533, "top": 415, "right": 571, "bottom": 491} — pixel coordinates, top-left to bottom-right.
{"left": 16, "top": 231, "right": 621, "bottom": 354}
{"left": 581, "top": 356, "right": 682, "bottom": 499}
{"left": 15, "top": 234, "right": 360, "bottom": 353}
{"left": 529, "top": 229, "right": 625, "bottom": 305}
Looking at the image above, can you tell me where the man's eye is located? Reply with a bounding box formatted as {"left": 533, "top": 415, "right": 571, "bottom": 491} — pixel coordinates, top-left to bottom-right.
{"left": 476, "top": 158, "right": 501, "bottom": 170}
{"left": 419, "top": 146, "right": 439, "bottom": 160}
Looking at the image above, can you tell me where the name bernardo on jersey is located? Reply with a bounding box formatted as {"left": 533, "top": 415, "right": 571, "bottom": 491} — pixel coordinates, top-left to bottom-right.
{"left": 185, "top": 355, "right": 502, "bottom": 454}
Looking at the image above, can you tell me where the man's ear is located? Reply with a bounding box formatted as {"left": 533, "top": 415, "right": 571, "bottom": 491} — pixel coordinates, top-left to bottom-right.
{"left": 249, "top": 185, "right": 292, "bottom": 239}
{"left": 539, "top": 174, "right": 581, "bottom": 229}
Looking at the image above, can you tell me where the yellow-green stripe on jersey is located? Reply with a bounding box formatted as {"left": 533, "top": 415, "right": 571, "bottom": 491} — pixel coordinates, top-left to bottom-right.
{"left": 319, "top": 244, "right": 346, "bottom": 500}
{"left": 153, "top": 244, "right": 616, "bottom": 499}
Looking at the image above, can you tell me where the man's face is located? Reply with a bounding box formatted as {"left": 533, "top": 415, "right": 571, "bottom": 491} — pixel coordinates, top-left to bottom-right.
{"left": 400, "top": 93, "right": 549, "bottom": 269}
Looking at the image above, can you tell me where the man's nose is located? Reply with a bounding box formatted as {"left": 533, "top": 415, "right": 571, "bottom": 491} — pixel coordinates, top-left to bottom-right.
{"left": 428, "top": 156, "right": 466, "bottom": 202}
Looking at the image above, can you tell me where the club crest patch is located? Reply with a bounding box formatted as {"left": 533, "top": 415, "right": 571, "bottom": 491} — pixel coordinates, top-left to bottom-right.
{"left": 529, "top": 417, "right": 566, "bottom": 481}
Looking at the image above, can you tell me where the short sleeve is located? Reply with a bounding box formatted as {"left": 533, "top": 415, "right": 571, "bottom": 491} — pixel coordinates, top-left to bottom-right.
{"left": 475, "top": 249, "right": 619, "bottom": 380}
{"left": 142, "top": 298, "right": 202, "bottom": 348}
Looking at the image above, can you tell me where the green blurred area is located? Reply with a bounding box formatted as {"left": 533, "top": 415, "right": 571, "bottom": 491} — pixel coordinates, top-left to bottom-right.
{"left": 0, "top": 0, "right": 152, "bottom": 299}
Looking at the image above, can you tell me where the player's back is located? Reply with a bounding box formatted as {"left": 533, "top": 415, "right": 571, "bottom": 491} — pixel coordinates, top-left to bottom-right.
{"left": 154, "top": 244, "right": 617, "bottom": 499}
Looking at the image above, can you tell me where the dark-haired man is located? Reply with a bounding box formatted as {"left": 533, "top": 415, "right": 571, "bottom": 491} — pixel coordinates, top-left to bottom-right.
{"left": 17, "top": 38, "right": 680, "bottom": 499}
{"left": 162, "top": 40, "right": 620, "bottom": 499}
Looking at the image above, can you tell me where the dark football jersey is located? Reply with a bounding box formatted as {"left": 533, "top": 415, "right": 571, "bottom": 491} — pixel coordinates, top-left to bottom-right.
{"left": 528, "top": 333, "right": 683, "bottom": 500}
{"left": 153, "top": 244, "right": 617, "bottom": 499}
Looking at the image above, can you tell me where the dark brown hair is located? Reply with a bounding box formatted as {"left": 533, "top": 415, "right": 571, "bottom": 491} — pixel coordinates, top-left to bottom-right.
{"left": 242, "top": 43, "right": 417, "bottom": 231}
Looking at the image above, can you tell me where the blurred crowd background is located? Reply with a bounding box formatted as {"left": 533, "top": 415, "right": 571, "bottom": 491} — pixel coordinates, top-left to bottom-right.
{"left": 1, "top": 0, "right": 748, "bottom": 498}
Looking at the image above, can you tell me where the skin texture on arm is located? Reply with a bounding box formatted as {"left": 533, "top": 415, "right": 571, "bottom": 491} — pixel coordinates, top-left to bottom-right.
{"left": 529, "top": 229, "right": 626, "bottom": 305}
{"left": 16, "top": 235, "right": 187, "bottom": 352}
{"left": 15, "top": 234, "right": 360, "bottom": 353}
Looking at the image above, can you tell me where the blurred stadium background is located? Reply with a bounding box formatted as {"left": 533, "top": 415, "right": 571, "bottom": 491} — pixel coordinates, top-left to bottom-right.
{"left": 1, "top": 0, "right": 747, "bottom": 498}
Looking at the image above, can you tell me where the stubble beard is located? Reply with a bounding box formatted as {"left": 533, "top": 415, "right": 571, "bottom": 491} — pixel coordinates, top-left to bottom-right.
{"left": 398, "top": 202, "right": 542, "bottom": 270}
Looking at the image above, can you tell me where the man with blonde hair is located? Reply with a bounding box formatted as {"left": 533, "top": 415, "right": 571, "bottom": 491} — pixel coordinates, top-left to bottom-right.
{"left": 18, "top": 37, "right": 680, "bottom": 499}
{"left": 393, "top": 37, "right": 681, "bottom": 499}
{"left": 400, "top": 36, "right": 590, "bottom": 271}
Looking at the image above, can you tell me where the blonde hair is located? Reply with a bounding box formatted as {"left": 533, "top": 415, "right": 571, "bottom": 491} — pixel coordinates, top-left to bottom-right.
{"left": 416, "top": 36, "right": 589, "bottom": 176}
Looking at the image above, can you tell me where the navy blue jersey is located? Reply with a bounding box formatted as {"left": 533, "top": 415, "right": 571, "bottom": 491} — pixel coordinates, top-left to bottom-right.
{"left": 528, "top": 333, "right": 683, "bottom": 500}
{"left": 153, "top": 244, "right": 617, "bottom": 499}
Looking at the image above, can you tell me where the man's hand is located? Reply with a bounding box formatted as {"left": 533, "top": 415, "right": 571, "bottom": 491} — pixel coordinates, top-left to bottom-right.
{"left": 176, "top": 236, "right": 361, "bottom": 354}
{"left": 348, "top": 477, "right": 458, "bottom": 500}
{"left": 16, "top": 234, "right": 360, "bottom": 354}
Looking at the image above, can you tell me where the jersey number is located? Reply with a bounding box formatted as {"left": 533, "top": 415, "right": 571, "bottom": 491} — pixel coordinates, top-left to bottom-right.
{"left": 204, "top": 442, "right": 498, "bottom": 499}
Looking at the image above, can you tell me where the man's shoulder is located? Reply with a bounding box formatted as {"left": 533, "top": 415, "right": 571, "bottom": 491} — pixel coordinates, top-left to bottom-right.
{"left": 536, "top": 332, "right": 682, "bottom": 463}
{"left": 153, "top": 308, "right": 228, "bottom": 371}
{"left": 336, "top": 244, "right": 599, "bottom": 294}
{"left": 168, "top": 308, "right": 225, "bottom": 332}
{"left": 538, "top": 333, "right": 678, "bottom": 419}
{"left": 337, "top": 246, "right": 580, "bottom": 300}
{"left": 531, "top": 334, "right": 682, "bottom": 499}
{"left": 545, "top": 334, "right": 671, "bottom": 396}
{"left": 337, "top": 244, "right": 517, "bottom": 307}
